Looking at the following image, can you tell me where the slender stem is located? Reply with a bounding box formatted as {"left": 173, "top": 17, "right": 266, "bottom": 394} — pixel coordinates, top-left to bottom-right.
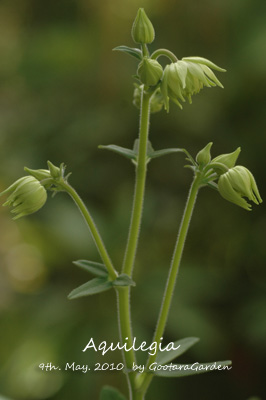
{"left": 116, "top": 287, "right": 137, "bottom": 399}
{"left": 122, "top": 89, "right": 151, "bottom": 276}
{"left": 61, "top": 181, "right": 117, "bottom": 280}
{"left": 140, "top": 174, "right": 202, "bottom": 394}
{"left": 116, "top": 87, "right": 151, "bottom": 399}
{"left": 150, "top": 48, "right": 178, "bottom": 63}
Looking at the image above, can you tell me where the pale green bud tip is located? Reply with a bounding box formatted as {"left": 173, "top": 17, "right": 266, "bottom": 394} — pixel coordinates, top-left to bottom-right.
{"left": 196, "top": 142, "right": 213, "bottom": 166}
{"left": 137, "top": 58, "right": 163, "bottom": 86}
{"left": 131, "top": 8, "right": 155, "bottom": 44}
{"left": 212, "top": 147, "right": 241, "bottom": 169}
{"left": 218, "top": 166, "right": 262, "bottom": 211}
{"left": 0, "top": 176, "right": 47, "bottom": 219}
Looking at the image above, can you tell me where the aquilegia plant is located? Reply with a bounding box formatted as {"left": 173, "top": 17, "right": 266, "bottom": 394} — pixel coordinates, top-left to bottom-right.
{"left": 0, "top": 9, "right": 262, "bottom": 400}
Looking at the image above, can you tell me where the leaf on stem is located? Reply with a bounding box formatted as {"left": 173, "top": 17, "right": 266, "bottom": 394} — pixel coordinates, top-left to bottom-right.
{"left": 149, "top": 148, "right": 188, "bottom": 159}
{"left": 153, "top": 360, "right": 232, "bottom": 378}
{"left": 68, "top": 274, "right": 136, "bottom": 299}
{"left": 156, "top": 337, "right": 199, "bottom": 365}
{"left": 100, "top": 385, "right": 127, "bottom": 400}
{"left": 113, "top": 46, "right": 142, "bottom": 60}
{"left": 112, "top": 273, "right": 136, "bottom": 287}
{"left": 99, "top": 145, "right": 137, "bottom": 161}
{"left": 73, "top": 260, "right": 108, "bottom": 278}
{"left": 68, "top": 277, "right": 113, "bottom": 299}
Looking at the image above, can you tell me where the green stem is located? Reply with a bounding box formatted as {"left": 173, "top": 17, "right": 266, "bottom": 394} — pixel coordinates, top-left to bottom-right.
{"left": 61, "top": 182, "right": 117, "bottom": 280}
{"left": 140, "top": 174, "right": 201, "bottom": 394}
{"left": 116, "top": 88, "right": 151, "bottom": 399}
{"left": 116, "top": 287, "right": 137, "bottom": 398}
{"left": 122, "top": 88, "right": 151, "bottom": 276}
{"left": 150, "top": 48, "right": 178, "bottom": 63}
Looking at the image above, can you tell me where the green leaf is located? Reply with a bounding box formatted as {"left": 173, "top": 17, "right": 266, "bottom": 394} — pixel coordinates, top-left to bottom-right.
{"left": 154, "top": 360, "right": 232, "bottom": 378}
{"left": 100, "top": 385, "right": 127, "bottom": 400}
{"left": 99, "top": 145, "right": 136, "bottom": 161}
{"left": 113, "top": 46, "right": 142, "bottom": 61}
{"left": 112, "top": 274, "right": 136, "bottom": 287}
{"left": 73, "top": 260, "right": 108, "bottom": 278}
{"left": 133, "top": 139, "right": 154, "bottom": 162}
{"left": 149, "top": 148, "right": 186, "bottom": 159}
{"left": 68, "top": 277, "right": 113, "bottom": 299}
{"left": 156, "top": 337, "right": 199, "bottom": 365}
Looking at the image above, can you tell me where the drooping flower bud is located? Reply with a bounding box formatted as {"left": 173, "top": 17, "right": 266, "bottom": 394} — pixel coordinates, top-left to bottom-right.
{"left": 0, "top": 176, "right": 47, "bottom": 219}
{"left": 218, "top": 166, "right": 262, "bottom": 211}
{"left": 196, "top": 142, "right": 213, "bottom": 166}
{"left": 137, "top": 57, "right": 163, "bottom": 86}
{"left": 161, "top": 57, "right": 225, "bottom": 111}
{"left": 131, "top": 8, "right": 155, "bottom": 44}
{"left": 212, "top": 147, "right": 241, "bottom": 170}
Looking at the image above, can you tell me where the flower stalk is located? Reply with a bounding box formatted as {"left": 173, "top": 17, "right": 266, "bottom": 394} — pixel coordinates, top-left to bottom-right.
{"left": 140, "top": 173, "right": 202, "bottom": 395}
{"left": 60, "top": 181, "right": 118, "bottom": 280}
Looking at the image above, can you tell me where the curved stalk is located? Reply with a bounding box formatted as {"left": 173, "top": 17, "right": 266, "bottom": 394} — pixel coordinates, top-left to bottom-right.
{"left": 151, "top": 48, "right": 178, "bottom": 63}
{"left": 61, "top": 181, "right": 117, "bottom": 280}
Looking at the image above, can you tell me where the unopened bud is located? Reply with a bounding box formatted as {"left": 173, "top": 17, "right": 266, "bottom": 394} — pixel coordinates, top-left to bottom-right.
{"left": 218, "top": 166, "right": 262, "bottom": 211}
{"left": 0, "top": 176, "right": 47, "bottom": 219}
{"left": 212, "top": 147, "right": 241, "bottom": 169}
{"left": 24, "top": 167, "right": 51, "bottom": 181}
{"left": 196, "top": 142, "right": 213, "bottom": 166}
{"left": 47, "top": 161, "right": 61, "bottom": 179}
{"left": 138, "top": 57, "right": 163, "bottom": 86}
{"left": 131, "top": 8, "right": 155, "bottom": 44}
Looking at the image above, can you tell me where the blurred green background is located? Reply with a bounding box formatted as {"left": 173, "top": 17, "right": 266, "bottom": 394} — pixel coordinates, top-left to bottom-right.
{"left": 0, "top": 0, "right": 265, "bottom": 399}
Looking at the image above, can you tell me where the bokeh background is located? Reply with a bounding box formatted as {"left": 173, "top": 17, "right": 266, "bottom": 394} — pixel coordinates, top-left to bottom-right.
{"left": 0, "top": 0, "right": 265, "bottom": 399}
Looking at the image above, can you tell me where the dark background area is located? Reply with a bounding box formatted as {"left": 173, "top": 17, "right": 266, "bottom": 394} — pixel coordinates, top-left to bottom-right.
{"left": 0, "top": 0, "right": 265, "bottom": 399}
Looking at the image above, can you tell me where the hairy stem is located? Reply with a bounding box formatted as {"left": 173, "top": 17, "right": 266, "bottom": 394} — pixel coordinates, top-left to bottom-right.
{"left": 140, "top": 174, "right": 201, "bottom": 394}
{"left": 117, "top": 88, "right": 152, "bottom": 398}
{"left": 61, "top": 182, "right": 117, "bottom": 280}
{"left": 122, "top": 89, "right": 151, "bottom": 276}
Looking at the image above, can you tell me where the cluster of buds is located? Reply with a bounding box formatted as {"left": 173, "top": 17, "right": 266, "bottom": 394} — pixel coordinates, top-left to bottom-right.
{"left": 0, "top": 161, "right": 68, "bottom": 219}
{"left": 194, "top": 143, "right": 262, "bottom": 211}
{"left": 118, "top": 8, "right": 226, "bottom": 112}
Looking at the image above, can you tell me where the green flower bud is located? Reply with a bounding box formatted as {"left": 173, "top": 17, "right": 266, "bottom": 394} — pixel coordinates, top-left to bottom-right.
{"left": 218, "top": 166, "right": 262, "bottom": 211}
{"left": 0, "top": 176, "right": 47, "bottom": 219}
{"left": 47, "top": 160, "right": 61, "bottom": 179}
{"left": 133, "top": 84, "right": 141, "bottom": 109}
{"left": 133, "top": 84, "right": 164, "bottom": 113}
{"left": 212, "top": 147, "right": 241, "bottom": 169}
{"left": 161, "top": 57, "right": 225, "bottom": 111}
{"left": 131, "top": 8, "right": 155, "bottom": 44}
{"left": 196, "top": 142, "right": 213, "bottom": 166}
{"left": 24, "top": 167, "right": 51, "bottom": 181}
{"left": 150, "top": 88, "right": 164, "bottom": 113}
{"left": 137, "top": 57, "right": 163, "bottom": 86}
